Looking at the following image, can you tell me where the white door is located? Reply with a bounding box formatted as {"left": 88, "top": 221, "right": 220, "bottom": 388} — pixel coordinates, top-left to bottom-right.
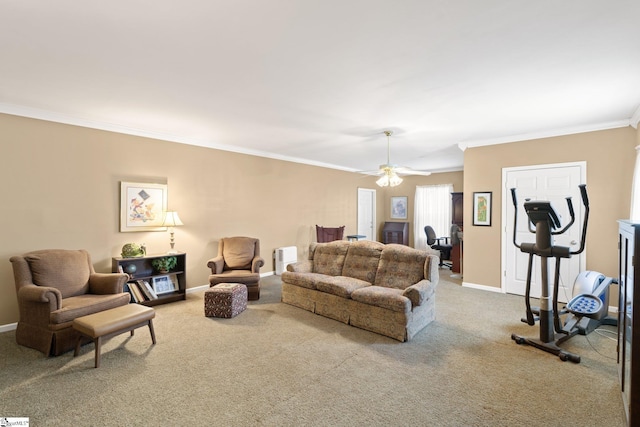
{"left": 502, "top": 162, "right": 586, "bottom": 303}
{"left": 357, "top": 188, "right": 376, "bottom": 240}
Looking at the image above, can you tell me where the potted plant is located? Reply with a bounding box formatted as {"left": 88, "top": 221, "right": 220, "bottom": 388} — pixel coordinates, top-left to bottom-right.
{"left": 121, "top": 242, "right": 146, "bottom": 258}
{"left": 151, "top": 256, "right": 177, "bottom": 273}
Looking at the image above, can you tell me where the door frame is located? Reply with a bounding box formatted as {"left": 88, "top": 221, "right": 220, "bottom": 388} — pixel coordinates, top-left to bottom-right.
{"left": 500, "top": 161, "right": 587, "bottom": 295}
{"left": 357, "top": 187, "right": 376, "bottom": 240}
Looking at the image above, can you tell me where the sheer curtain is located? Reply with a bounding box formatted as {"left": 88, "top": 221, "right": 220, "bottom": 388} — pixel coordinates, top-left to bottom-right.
{"left": 414, "top": 184, "right": 453, "bottom": 250}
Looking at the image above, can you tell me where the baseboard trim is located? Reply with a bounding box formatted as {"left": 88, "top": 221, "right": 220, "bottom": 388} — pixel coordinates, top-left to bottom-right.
{"left": 2, "top": 272, "right": 278, "bottom": 331}
{"left": 187, "top": 271, "right": 274, "bottom": 295}
{"left": 462, "top": 282, "right": 504, "bottom": 293}
{"left": 186, "top": 284, "right": 209, "bottom": 294}
{"left": 0, "top": 322, "right": 17, "bottom": 333}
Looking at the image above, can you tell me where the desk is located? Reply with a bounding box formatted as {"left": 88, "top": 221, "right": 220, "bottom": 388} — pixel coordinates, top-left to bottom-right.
{"left": 382, "top": 222, "right": 409, "bottom": 245}
{"left": 451, "top": 231, "right": 463, "bottom": 277}
{"left": 346, "top": 235, "right": 366, "bottom": 242}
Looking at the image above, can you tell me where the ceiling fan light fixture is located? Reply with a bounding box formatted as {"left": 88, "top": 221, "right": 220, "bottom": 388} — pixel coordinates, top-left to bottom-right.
{"left": 389, "top": 173, "right": 403, "bottom": 187}
{"left": 376, "top": 170, "right": 403, "bottom": 187}
{"left": 376, "top": 175, "right": 389, "bottom": 187}
{"left": 365, "top": 129, "right": 428, "bottom": 185}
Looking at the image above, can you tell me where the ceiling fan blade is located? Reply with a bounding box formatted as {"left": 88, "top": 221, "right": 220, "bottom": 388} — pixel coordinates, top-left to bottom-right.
{"left": 357, "top": 170, "right": 384, "bottom": 176}
{"left": 394, "top": 167, "right": 432, "bottom": 176}
{"left": 404, "top": 170, "right": 432, "bottom": 176}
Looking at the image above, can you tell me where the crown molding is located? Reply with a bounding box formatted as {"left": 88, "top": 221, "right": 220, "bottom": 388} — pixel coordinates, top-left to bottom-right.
{"left": 458, "top": 120, "right": 631, "bottom": 151}
{"left": 0, "top": 103, "right": 355, "bottom": 173}
{"left": 631, "top": 105, "right": 640, "bottom": 129}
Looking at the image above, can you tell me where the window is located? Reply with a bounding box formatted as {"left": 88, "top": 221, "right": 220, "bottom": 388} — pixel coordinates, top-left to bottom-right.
{"left": 414, "top": 184, "right": 453, "bottom": 250}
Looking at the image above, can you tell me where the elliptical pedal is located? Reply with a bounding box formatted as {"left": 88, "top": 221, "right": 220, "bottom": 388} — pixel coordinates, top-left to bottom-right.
{"left": 567, "top": 294, "right": 602, "bottom": 317}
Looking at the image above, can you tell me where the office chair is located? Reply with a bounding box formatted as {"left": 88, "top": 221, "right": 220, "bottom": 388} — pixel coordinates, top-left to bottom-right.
{"left": 424, "top": 225, "right": 452, "bottom": 269}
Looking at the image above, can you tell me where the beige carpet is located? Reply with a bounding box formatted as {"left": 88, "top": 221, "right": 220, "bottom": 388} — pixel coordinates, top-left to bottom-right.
{"left": 0, "top": 273, "right": 626, "bottom": 426}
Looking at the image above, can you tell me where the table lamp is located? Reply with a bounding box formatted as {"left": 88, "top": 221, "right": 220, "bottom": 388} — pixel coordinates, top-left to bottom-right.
{"left": 161, "top": 211, "right": 183, "bottom": 254}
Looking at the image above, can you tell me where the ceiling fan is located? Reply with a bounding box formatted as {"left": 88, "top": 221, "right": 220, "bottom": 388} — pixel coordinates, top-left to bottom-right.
{"left": 360, "top": 130, "right": 431, "bottom": 187}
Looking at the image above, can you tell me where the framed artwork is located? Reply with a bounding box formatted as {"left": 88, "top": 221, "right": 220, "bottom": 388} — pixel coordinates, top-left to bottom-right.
{"left": 120, "top": 181, "right": 168, "bottom": 232}
{"left": 391, "top": 196, "right": 408, "bottom": 219}
{"left": 473, "top": 191, "right": 492, "bottom": 226}
{"left": 152, "top": 275, "right": 176, "bottom": 295}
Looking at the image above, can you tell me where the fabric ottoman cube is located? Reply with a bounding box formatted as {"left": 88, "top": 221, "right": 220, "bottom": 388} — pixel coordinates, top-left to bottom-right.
{"left": 205, "top": 283, "right": 248, "bottom": 318}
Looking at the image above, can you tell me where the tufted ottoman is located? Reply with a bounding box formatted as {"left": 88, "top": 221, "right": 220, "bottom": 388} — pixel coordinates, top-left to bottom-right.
{"left": 205, "top": 283, "right": 248, "bottom": 318}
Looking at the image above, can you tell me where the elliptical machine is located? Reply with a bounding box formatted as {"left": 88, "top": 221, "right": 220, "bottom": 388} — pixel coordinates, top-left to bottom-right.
{"left": 510, "top": 184, "right": 617, "bottom": 363}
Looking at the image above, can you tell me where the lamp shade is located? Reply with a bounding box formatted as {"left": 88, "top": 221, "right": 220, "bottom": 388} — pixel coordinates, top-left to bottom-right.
{"left": 161, "top": 211, "right": 184, "bottom": 227}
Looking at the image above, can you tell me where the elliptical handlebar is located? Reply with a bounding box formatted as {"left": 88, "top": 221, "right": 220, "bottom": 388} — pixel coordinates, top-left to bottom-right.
{"left": 579, "top": 183, "right": 589, "bottom": 208}
{"left": 510, "top": 184, "right": 589, "bottom": 254}
{"left": 510, "top": 187, "right": 520, "bottom": 249}
{"left": 571, "top": 184, "right": 589, "bottom": 255}
{"left": 552, "top": 197, "right": 575, "bottom": 235}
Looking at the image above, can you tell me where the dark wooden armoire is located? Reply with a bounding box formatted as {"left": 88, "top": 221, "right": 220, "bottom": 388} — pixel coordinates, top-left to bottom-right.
{"left": 382, "top": 222, "right": 409, "bottom": 245}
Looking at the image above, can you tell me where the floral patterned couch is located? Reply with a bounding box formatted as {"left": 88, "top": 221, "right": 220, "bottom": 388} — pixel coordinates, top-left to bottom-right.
{"left": 281, "top": 240, "right": 439, "bottom": 341}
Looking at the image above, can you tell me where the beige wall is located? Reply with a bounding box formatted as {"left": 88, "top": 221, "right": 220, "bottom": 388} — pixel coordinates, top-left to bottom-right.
{"left": 381, "top": 172, "right": 464, "bottom": 247}
{"left": 0, "top": 112, "right": 465, "bottom": 326}
{"left": 2, "top": 110, "right": 635, "bottom": 326}
{"left": 0, "top": 113, "right": 391, "bottom": 325}
{"left": 463, "top": 126, "right": 638, "bottom": 290}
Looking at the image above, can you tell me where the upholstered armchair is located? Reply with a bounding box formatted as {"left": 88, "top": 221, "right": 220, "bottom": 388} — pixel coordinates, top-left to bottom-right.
{"left": 207, "top": 237, "right": 264, "bottom": 301}
{"left": 10, "top": 249, "right": 130, "bottom": 356}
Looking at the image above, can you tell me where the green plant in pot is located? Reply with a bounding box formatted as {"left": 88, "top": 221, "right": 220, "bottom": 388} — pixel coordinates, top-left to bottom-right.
{"left": 151, "top": 256, "right": 177, "bottom": 273}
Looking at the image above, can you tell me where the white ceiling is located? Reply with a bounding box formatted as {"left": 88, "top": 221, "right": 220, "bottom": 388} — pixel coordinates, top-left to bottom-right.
{"left": 1, "top": 1, "right": 639, "bottom": 174}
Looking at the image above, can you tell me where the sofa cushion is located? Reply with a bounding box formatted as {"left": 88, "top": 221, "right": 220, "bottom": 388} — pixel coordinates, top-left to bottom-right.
{"left": 316, "top": 276, "right": 371, "bottom": 298}
{"left": 375, "top": 244, "right": 429, "bottom": 290}
{"left": 25, "top": 250, "right": 91, "bottom": 298}
{"left": 280, "top": 271, "right": 328, "bottom": 290}
{"left": 312, "top": 241, "right": 350, "bottom": 276}
{"left": 342, "top": 240, "right": 384, "bottom": 283}
{"left": 351, "top": 286, "right": 411, "bottom": 313}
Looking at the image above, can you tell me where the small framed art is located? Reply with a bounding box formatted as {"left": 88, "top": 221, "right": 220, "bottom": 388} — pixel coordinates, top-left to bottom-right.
{"left": 152, "top": 275, "right": 176, "bottom": 295}
{"left": 120, "top": 181, "right": 168, "bottom": 232}
{"left": 391, "top": 196, "right": 408, "bottom": 219}
{"left": 473, "top": 192, "right": 492, "bottom": 226}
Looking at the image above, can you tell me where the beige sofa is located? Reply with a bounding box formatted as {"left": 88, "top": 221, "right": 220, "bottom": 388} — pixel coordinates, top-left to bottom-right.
{"left": 281, "top": 240, "right": 439, "bottom": 341}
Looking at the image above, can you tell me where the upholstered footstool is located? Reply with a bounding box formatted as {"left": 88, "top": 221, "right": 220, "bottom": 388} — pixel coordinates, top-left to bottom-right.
{"left": 205, "top": 283, "right": 248, "bottom": 318}
{"left": 73, "top": 304, "right": 156, "bottom": 368}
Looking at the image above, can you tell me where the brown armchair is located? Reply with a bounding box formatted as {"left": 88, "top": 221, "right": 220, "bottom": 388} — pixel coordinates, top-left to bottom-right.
{"left": 316, "top": 225, "right": 345, "bottom": 243}
{"left": 207, "top": 237, "right": 264, "bottom": 301}
{"left": 10, "top": 249, "right": 130, "bottom": 356}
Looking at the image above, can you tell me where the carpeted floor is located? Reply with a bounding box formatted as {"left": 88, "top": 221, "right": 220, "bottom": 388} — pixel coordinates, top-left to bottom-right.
{"left": 0, "top": 272, "right": 626, "bottom": 426}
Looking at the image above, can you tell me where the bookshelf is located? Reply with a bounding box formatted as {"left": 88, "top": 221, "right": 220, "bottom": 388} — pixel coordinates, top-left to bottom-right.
{"left": 619, "top": 221, "right": 640, "bottom": 425}
{"left": 112, "top": 252, "right": 186, "bottom": 306}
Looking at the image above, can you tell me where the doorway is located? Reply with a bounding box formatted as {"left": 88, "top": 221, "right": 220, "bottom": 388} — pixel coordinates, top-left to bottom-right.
{"left": 357, "top": 188, "right": 376, "bottom": 240}
{"left": 501, "top": 162, "right": 586, "bottom": 302}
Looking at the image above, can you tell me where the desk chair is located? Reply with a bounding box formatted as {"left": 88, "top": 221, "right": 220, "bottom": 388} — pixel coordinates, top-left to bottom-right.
{"left": 424, "top": 225, "right": 453, "bottom": 269}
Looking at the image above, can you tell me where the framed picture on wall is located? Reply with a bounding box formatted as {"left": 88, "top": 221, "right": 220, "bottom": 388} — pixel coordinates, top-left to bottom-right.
{"left": 120, "top": 181, "right": 168, "bottom": 232}
{"left": 391, "top": 196, "right": 408, "bottom": 219}
{"left": 473, "top": 191, "right": 492, "bottom": 226}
